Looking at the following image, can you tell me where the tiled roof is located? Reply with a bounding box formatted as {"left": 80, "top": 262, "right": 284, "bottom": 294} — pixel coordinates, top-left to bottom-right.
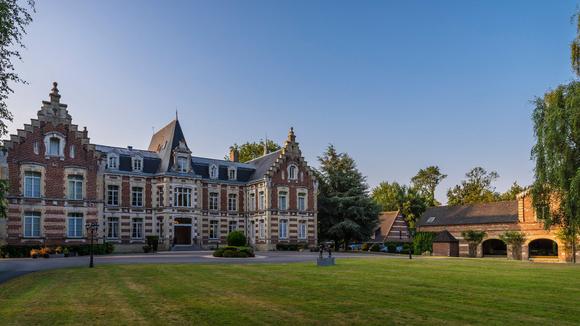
{"left": 433, "top": 230, "right": 458, "bottom": 243}
{"left": 418, "top": 201, "right": 518, "bottom": 227}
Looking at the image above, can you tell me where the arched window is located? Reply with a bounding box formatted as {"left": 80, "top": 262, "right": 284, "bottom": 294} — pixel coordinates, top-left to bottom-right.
{"left": 209, "top": 164, "right": 218, "bottom": 179}
{"left": 43, "top": 132, "right": 65, "bottom": 157}
{"left": 288, "top": 164, "right": 298, "bottom": 180}
{"left": 228, "top": 167, "right": 237, "bottom": 180}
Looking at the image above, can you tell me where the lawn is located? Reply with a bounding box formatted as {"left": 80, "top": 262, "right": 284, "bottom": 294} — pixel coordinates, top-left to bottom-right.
{"left": 0, "top": 258, "right": 579, "bottom": 325}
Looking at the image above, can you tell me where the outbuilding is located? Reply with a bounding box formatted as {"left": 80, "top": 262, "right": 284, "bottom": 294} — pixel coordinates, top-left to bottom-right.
{"left": 432, "top": 230, "right": 459, "bottom": 257}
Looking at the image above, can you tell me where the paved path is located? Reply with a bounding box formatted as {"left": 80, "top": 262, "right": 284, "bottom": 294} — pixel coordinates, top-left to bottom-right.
{"left": 0, "top": 251, "right": 402, "bottom": 284}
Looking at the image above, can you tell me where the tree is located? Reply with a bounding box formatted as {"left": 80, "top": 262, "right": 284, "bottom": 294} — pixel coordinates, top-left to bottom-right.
{"left": 499, "top": 231, "right": 526, "bottom": 260}
{"left": 499, "top": 182, "right": 526, "bottom": 201}
{"left": 447, "top": 167, "right": 500, "bottom": 206}
{"left": 396, "top": 185, "right": 427, "bottom": 229}
{"left": 461, "top": 230, "right": 486, "bottom": 257}
{"left": 226, "top": 140, "right": 280, "bottom": 163}
{"left": 0, "top": 0, "right": 35, "bottom": 219}
{"left": 371, "top": 181, "right": 404, "bottom": 211}
{"left": 530, "top": 12, "right": 580, "bottom": 263}
{"left": 411, "top": 166, "right": 447, "bottom": 206}
{"left": 317, "top": 145, "right": 380, "bottom": 249}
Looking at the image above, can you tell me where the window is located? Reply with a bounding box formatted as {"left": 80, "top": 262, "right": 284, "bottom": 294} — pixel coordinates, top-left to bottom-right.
{"left": 288, "top": 165, "right": 298, "bottom": 180}
{"left": 33, "top": 141, "right": 39, "bottom": 155}
{"left": 174, "top": 187, "right": 192, "bottom": 207}
{"left": 209, "top": 220, "right": 219, "bottom": 239}
{"left": 259, "top": 219, "right": 265, "bottom": 239}
{"left": 258, "top": 191, "right": 265, "bottom": 210}
{"left": 24, "top": 171, "right": 41, "bottom": 198}
{"left": 249, "top": 193, "right": 255, "bottom": 211}
{"left": 48, "top": 137, "right": 60, "bottom": 156}
{"left": 70, "top": 145, "right": 75, "bottom": 159}
{"left": 23, "top": 212, "right": 41, "bottom": 237}
{"left": 157, "top": 186, "right": 164, "bottom": 207}
{"left": 228, "top": 167, "right": 236, "bottom": 180}
{"left": 228, "top": 220, "right": 238, "bottom": 233}
{"left": 279, "top": 219, "right": 288, "bottom": 239}
{"left": 177, "top": 157, "right": 188, "bottom": 173}
{"left": 298, "top": 221, "right": 307, "bottom": 239}
{"left": 209, "top": 192, "right": 219, "bottom": 211}
{"left": 426, "top": 216, "right": 436, "bottom": 223}
{"left": 107, "top": 185, "right": 119, "bottom": 206}
{"left": 228, "top": 193, "right": 237, "bottom": 211}
{"left": 107, "top": 154, "right": 118, "bottom": 169}
{"left": 132, "top": 218, "right": 144, "bottom": 239}
{"left": 107, "top": 217, "right": 119, "bottom": 239}
{"left": 67, "top": 213, "right": 83, "bottom": 238}
{"left": 298, "top": 193, "right": 306, "bottom": 211}
{"left": 67, "top": 175, "right": 83, "bottom": 200}
{"left": 278, "top": 191, "right": 288, "bottom": 211}
{"left": 133, "top": 157, "right": 143, "bottom": 171}
{"left": 209, "top": 164, "right": 218, "bottom": 179}
{"left": 132, "top": 187, "right": 143, "bottom": 207}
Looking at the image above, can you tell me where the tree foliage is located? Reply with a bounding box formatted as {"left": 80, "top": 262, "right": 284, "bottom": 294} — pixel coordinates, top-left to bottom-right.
{"left": 411, "top": 166, "right": 447, "bottom": 206}
{"left": 0, "top": 0, "right": 34, "bottom": 137}
{"left": 447, "top": 167, "right": 500, "bottom": 206}
{"left": 317, "top": 145, "right": 380, "bottom": 248}
{"left": 461, "top": 230, "right": 486, "bottom": 257}
{"left": 571, "top": 12, "right": 580, "bottom": 77}
{"left": 227, "top": 140, "right": 281, "bottom": 163}
{"left": 531, "top": 81, "right": 580, "bottom": 263}
{"left": 371, "top": 181, "right": 404, "bottom": 211}
{"left": 499, "top": 182, "right": 526, "bottom": 201}
{"left": 371, "top": 181, "right": 427, "bottom": 229}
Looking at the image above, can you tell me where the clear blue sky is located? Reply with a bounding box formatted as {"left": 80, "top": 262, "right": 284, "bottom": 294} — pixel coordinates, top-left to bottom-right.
{"left": 6, "top": 1, "right": 578, "bottom": 203}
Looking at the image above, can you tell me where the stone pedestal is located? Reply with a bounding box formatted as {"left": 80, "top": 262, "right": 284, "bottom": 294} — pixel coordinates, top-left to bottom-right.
{"left": 317, "top": 257, "right": 335, "bottom": 266}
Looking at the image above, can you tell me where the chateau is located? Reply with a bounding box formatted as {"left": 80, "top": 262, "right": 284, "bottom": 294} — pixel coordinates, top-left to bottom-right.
{"left": 0, "top": 83, "right": 318, "bottom": 251}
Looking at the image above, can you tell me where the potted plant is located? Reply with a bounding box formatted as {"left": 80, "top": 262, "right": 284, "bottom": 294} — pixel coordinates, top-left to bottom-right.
{"left": 39, "top": 247, "right": 51, "bottom": 258}
{"left": 30, "top": 249, "right": 39, "bottom": 259}
{"left": 63, "top": 247, "right": 70, "bottom": 257}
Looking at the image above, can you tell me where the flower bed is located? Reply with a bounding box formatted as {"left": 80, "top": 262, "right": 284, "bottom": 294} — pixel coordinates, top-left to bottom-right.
{"left": 213, "top": 246, "right": 255, "bottom": 258}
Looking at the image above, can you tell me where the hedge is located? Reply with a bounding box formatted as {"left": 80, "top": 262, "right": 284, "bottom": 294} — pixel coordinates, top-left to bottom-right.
{"left": 213, "top": 246, "right": 255, "bottom": 258}
{"left": 276, "top": 243, "right": 309, "bottom": 251}
{"left": 0, "top": 243, "right": 115, "bottom": 258}
{"left": 413, "top": 232, "right": 436, "bottom": 255}
{"left": 227, "top": 231, "right": 247, "bottom": 247}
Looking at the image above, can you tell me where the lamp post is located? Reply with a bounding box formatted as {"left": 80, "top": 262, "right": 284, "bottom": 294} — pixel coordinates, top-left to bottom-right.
{"left": 85, "top": 222, "right": 99, "bottom": 268}
{"left": 408, "top": 228, "right": 416, "bottom": 260}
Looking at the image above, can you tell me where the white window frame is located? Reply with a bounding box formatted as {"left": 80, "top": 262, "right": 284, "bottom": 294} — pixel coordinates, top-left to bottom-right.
{"left": 23, "top": 212, "right": 41, "bottom": 238}
{"left": 209, "top": 164, "right": 218, "bottom": 179}
{"left": 132, "top": 156, "right": 143, "bottom": 172}
{"left": 228, "top": 193, "right": 237, "bottom": 212}
{"left": 228, "top": 167, "right": 237, "bottom": 180}
{"left": 258, "top": 191, "right": 265, "bottom": 210}
{"left": 132, "top": 186, "right": 144, "bottom": 207}
{"left": 228, "top": 220, "right": 238, "bottom": 233}
{"left": 24, "top": 171, "right": 41, "bottom": 198}
{"left": 177, "top": 156, "right": 188, "bottom": 173}
{"left": 279, "top": 219, "right": 288, "bottom": 239}
{"left": 67, "top": 213, "right": 84, "bottom": 238}
{"left": 209, "top": 192, "right": 219, "bottom": 211}
{"left": 107, "top": 217, "right": 119, "bottom": 239}
{"left": 44, "top": 132, "right": 65, "bottom": 157}
{"left": 173, "top": 187, "right": 192, "bottom": 207}
{"left": 132, "top": 218, "right": 144, "bottom": 239}
{"left": 288, "top": 164, "right": 298, "bottom": 180}
{"left": 107, "top": 153, "right": 119, "bottom": 169}
{"left": 298, "top": 220, "right": 307, "bottom": 240}
{"left": 298, "top": 192, "right": 307, "bottom": 211}
{"left": 67, "top": 175, "right": 83, "bottom": 200}
{"left": 248, "top": 193, "right": 255, "bottom": 211}
{"left": 107, "top": 185, "right": 119, "bottom": 206}
{"left": 209, "top": 220, "right": 219, "bottom": 239}
{"left": 278, "top": 191, "right": 288, "bottom": 211}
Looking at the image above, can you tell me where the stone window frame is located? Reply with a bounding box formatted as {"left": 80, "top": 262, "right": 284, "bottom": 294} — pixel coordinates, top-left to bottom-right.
{"left": 173, "top": 186, "right": 193, "bottom": 207}
{"left": 209, "top": 164, "right": 218, "bottom": 179}
{"left": 22, "top": 210, "right": 42, "bottom": 238}
{"left": 258, "top": 190, "right": 265, "bottom": 210}
{"left": 277, "top": 187, "right": 289, "bottom": 211}
{"left": 298, "top": 220, "right": 307, "bottom": 240}
{"left": 227, "top": 193, "right": 238, "bottom": 212}
{"left": 258, "top": 219, "right": 265, "bottom": 239}
{"left": 279, "top": 218, "right": 289, "bottom": 239}
{"left": 107, "top": 153, "right": 119, "bottom": 170}
{"left": 287, "top": 163, "right": 299, "bottom": 181}
{"left": 209, "top": 219, "right": 219, "bottom": 239}
{"left": 43, "top": 132, "right": 65, "bottom": 158}
{"left": 64, "top": 167, "right": 87, "bottom": 201}
{"left": 130, "top": 179, "right": 146, "bottom": 207}
{"left": 175, "top": 154, "right": 190, "bottom": 173}
{"left": 297, "top": 188, "right": 308, "bottom": 211}
{"left": 132, "top": 155, "right": 143, "bottom": 172}
{"left": 248, "top": 191, "right": 256, "bottom": 211}
{"left": 228, "top": 220, "right": 238, "bottom": 233}
{"left": 131, "top": 217, "right": 144, "bottom": 240}
{"left": 106, "top": 184, "right": 120, "bottom": 206}
{"left": 69, "top": 145, "right": 76, "bottom": 159}
{"left": 208, "top": 191, "right": 219, "bottom": 211}
{"left": 20, "top": 164, "right": 46, "bottom": 198}
{"left": 228, "top": 166, "right": 237, "bottom": 180}
{"left": 66, "top": 212, "right": 84, "bottom": 238}
{"left": 107, "top": 216, "right": 120, "bottom": 239}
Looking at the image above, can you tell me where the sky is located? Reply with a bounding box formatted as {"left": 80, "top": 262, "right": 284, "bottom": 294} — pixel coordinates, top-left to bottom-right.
{"left": 6, "top": 1, "right": 578, "bottom": 204}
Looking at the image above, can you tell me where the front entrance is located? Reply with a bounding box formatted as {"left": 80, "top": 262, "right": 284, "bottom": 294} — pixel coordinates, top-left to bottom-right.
{"left": 482, "top": 239, "right": 507, "bottom": 257}
{"left": 529, "top": 239, "right": 558, "bottom": 258}
{"left": 174, "top": 226, "right": 191, "bottom": 245}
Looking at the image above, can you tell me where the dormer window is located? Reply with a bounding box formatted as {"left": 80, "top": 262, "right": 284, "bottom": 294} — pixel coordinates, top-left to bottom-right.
{"left": 228, "top": 167, "right": 237, "bottom": 180}
{"left": 133, "top": 157, "right": 143, "bottom": 172}
{"left": 209, "top": 164, "right": 218, "bottom": 179}
{"left": 107, "top": 154, "right": 118, "bottom": 169}
{"left": 426, "top": 216, "right": 436, "bottom": 223}
{"left": 43, "top": 132, "right": 65, "bottom": 157}
{"left": 288, "top": 164, "right": 298, "bottom": 180}
{"left": 177, "top": 157, "right": 188, "bottom": 173}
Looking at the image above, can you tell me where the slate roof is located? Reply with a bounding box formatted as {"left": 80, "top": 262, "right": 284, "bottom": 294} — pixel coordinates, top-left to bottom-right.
{"left": 247, "top": 150, "right": 282, "bottom": 181}
{"left": 418, "top": 201, "right": 518, "bottom": 227}
{"left": 433, "top": 230, "right": 458, "bottom": 243}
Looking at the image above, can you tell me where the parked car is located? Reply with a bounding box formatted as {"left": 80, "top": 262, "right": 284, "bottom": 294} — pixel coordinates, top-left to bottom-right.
{"left": 379, "top": 244, "right": 389, "bottom": 253}
{"left": 348, "top": 243, "right": 362, "bottom": 251}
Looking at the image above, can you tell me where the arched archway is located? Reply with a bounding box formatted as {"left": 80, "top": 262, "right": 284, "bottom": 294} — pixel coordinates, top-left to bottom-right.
{"left": 482, "top": 239, "right": 507, "bottom": 257}
{"left": 528, "top": 239, "right": 558, "bottom": 257}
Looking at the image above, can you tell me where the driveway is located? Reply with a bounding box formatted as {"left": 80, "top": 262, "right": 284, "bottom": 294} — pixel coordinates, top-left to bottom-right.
{"left": 0, "top": 251, "right": 403, "bottom": 284}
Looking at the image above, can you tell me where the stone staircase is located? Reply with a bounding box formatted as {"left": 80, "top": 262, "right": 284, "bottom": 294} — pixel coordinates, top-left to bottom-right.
{"left": 171, "top": 244, "right": 202, "bottom": 252}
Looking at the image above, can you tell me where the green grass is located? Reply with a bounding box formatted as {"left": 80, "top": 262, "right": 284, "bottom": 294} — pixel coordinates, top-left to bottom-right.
{"left": 0, "top": 258, "right": 579, "bottom": 325}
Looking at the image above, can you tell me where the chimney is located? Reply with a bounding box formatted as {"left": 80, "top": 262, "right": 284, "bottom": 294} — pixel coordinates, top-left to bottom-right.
{"left": 127, "top": 146, "right": 133, "bottom": 151}
{"left": 229, "top": 147, "right": 239, "bottom": 162}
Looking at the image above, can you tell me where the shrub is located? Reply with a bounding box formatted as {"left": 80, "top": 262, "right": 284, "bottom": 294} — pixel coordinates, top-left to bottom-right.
{"left": 499, "top": 231, "right": 526, "bottom": 260}
{"left": 30, "top": 249, "right": 39, "bottom": 258}
{"left": 213, "top": 246, "right": 254, "bottom": 258}
{"left": 227, "top": 231, "right": 247, "bottom": 247}
{"left": 39, "top": 247, "right": 50, "bottom": 258}
{"left": 370, "top": 243, "right": 381, "bottom": 252}
{"left": 146, "top": 236, "right": 159, "bottom": 252}
{"left": 1, "top": 245, "right": 41, "bottom": 258}
{"left": 361, "top": 243, "right": 370, "bottom": 251}
{"left": 461, "top": 230, "right": 487, "bottom": 257}
{"left": 413, "top": 232, "right": 436, "bottom": 255}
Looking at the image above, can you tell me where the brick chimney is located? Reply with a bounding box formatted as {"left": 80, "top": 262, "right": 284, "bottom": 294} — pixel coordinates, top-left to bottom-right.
{"left": 229, "top": 147, "right": 239, "bottom": 162}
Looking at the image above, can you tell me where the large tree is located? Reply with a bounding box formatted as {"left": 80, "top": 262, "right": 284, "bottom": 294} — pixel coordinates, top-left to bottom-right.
{"left": 411, "top": 166, "right": 447, "bottom": 206}
{"left": 317, "top": 145, "right": 380, "bottom": 249}
{"left": 530, "top": 12, "right": 580, "bottom": 263}
{"left": 499, "top": 181, "right": 526, "bottom": 201}
{"left": 371, "top": 181, "right": 404, "bottom": 211}
{"left": 447, "top": 167, "right": 500, "bottom": 206}
{"left": 226, "top": 140, "right": 280, "bottom": 162}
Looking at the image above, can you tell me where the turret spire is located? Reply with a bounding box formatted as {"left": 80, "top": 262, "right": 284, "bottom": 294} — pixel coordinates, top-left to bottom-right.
{"left": 50, "top": 81, "right": 61, "bottom": 103}
{"left": 288, "top": 127, "right": 296, "bottom": 142}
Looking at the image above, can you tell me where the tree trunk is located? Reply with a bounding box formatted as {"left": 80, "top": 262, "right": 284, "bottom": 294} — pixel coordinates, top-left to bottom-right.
{"left": 468, "top": 243, "right": 477, "bottom": 257}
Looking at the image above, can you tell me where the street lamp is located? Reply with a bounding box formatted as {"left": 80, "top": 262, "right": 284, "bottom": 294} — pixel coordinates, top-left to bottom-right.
{"left": 85, "top": 222, "right": 99, "bottom": 268}
{"left": 408, "top": 228, "right": 416, "bottom": 260}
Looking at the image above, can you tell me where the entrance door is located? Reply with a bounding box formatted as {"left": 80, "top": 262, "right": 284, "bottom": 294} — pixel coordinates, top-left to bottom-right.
{"left": 174, "top": 226, "right": 191, "bottom": 245}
